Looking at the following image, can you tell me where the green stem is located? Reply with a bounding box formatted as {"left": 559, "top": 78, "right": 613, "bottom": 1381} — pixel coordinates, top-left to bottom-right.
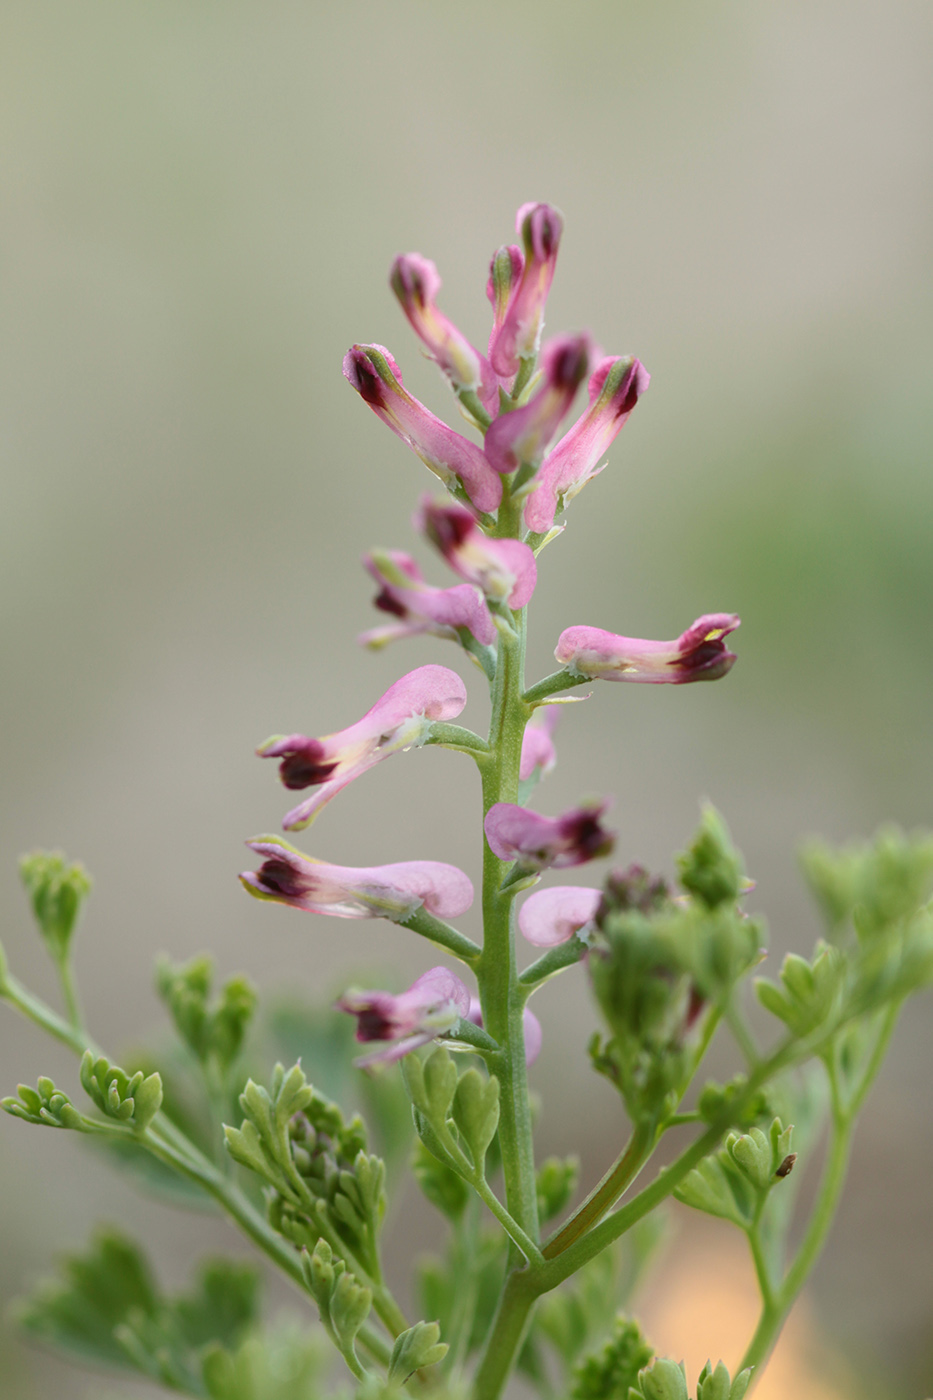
{"left": 475, "top": 610, "right": 538, "bottom": 1248}
{"left": 472, "top": 1270, "right": 538, "bottom": 1400}
{"left": 55, "top": 955, "right": 85, "bottom": 1035}
{"left": 1, "top": 972, "right": 102, "bottom": 1058}
{"left": 425, "top": 723, "right": 491, "bottom": 758}
{"left": 542, "top": 1118, "right": 656, "bottom": 1260}
{"left": 518, "top": 936, "right": 587, "bottom": 990}
{"left": 473, "top": 1175, "right": 544, "bottom": 1266}
{"left": 522, "top": 670, "right": 592, "bottom": 706}
{"left": 400, "top": 908, "right": 482, "bottom": 965}
{"left": 739, "top": 1002, "right": 901, "bottom": 1378}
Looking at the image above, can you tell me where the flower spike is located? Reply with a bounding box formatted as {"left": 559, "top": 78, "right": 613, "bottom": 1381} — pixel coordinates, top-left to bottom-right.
{"left": 466, "top": 998, "right": 542, "bottom": 1066}
{"left": 358, "top": 550, "right": 496, "bottom": 650}
{"left": 484, "top": 334, "right": 592, "bottom": 477}
{"left": 524, "top": 356, "right": 650, "bottom": 533}
{"left": 337, "top": 967, "right": 472, "bottom": 1067}
{"left": 488, "top": 203, "right": 564, "bottom": 378}
{"left": 484, "top": 800, "right": 615, "bottom": 872}
{"left": 518, "top": 885, "right": 601, "bottom": 947}
{"left": 241, "top": 839, "right": 474, "bottom": 922}
{"left": 416, "top": 497, "right": 537, "bottom": 610}
{"left": 258, "top": 664, "right": 468, "bottom": 830}
{"left": 555, "top": 614, "right": 740, "bottom": 684}
{"left": 343, "top": 345, "right": 502, "bottom": 514}
{"left": 390, "top": 253, "right": 498, "bottom": 411}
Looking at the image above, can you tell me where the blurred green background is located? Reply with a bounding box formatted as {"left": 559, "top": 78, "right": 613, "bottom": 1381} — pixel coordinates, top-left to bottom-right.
{"left": 2, "top": 2, "right": 932, "bottom": 1396}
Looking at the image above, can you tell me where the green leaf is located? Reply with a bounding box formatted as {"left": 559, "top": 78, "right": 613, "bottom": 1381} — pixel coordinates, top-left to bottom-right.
{"left": 201, "top": 1324, "right": 329, "bottom": 1400}
{"left": 16, "top": 1229, "right": 259, "bottom": 1389}
{"left": 452, "top": 1066, "right": 500, "bottom": 1172}
{"left": 570, "top": 1314, "right": 653, "bottom": 1400}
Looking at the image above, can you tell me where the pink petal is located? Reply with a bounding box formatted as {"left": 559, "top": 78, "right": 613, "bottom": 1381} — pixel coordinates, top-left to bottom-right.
{"left": 555, "top": 614, "right": 740, "bottom": 684}
{"left": 362, "top": 550, "right": 495, "bottom": 647}
{"left": 519, "top": 707, "right": 560, "bottom": 781}
{"left": 242, "top": 841, "right": 475, "bottom": 920}
{"left": 257, "top": 665, "right": 468, "bottom": 830}
{"left": 484, "top": 801, "right": 615, "bottom": 871}
{"left": 518, "top": 885, "right": 601, "bottom": 947}
{"left": 417, "top": 497, "right": 537, "bottom": 610}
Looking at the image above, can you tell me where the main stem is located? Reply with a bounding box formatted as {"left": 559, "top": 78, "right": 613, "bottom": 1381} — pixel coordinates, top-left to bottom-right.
{"left": 476, "top": 603, "right": 538, "bottom": 1247}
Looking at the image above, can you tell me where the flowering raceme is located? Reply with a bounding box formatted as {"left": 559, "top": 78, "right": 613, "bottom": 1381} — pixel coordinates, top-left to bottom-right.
{"left": 15, "top": 199, "right": 913, "bottom": 1400}
{"left": 257, "top": 664, "right": 467, "bottom": 830}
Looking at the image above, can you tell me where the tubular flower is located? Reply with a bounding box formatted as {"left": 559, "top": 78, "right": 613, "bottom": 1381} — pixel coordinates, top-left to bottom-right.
{"left": 466, "top": 998, "right": 542, "bottom": 1066}
{"left": 524, "top": 356, "right": 650, "bottom": 533}
{"left": 343, "top": 344, "right": 502, "bottom": 514}
{"left": 555, "top": 614, "right": 741, "bottom": 684}
{"left": 484, "top": 333, "right": 592, "bottom": 476}
{"left": 337, "top": 967, "right": 473, "bottom": 1067}
{"left": 519, "top": 885, "right": 602, "bottom": 947}
{"left": 241, "top": 838, "right": 474, "bottom": 922}
{"left": 416, "top": 497, "right": 537, "bottom": 609}
{"left": 257, "top": 664, "right": 468, "bottom": 830}
{"left": 486, "top": 243, "right": 524, "bottom": 366}
{"left": 519, "top": 706, "right": 560, "bottom": 782}
{"left": 358, "top": 549, "right": 495, "bottom": 650}
{"left": 484, "top": 800, "right": 615, "bottom": 872}
{"left": 390, "top": 253, "right": 498, "bottom": 412}
{"left": 488, "top": 202, "right": 564, "bottom": 378}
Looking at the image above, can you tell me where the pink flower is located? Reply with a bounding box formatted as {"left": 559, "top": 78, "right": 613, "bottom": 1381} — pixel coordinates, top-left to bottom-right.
{"left": 484, "top": 800, "right": 615, "bottom": 872}
{"left": 343, "top": 345, "right": 502, "bottom": 514}
{"left": 519, "top": 707, "right": 560, "bottom": 782}
{"left": 358, "top": 550, "right": 495, "bottom": 650}
{"left": 484, "top": 334, "right": 592, "bottom": 476}
{"left": 524, "top": 356, "right": 650, "bottom": 533}
{"left": 241, "top": 838, "right": 474, "bottom": 922}
{"left": 337, "top": 967, "right": 473, "bottom": 1067}
{"left": 554, "top": 614, "right": 741, "bottom": 684}
{"left": 390, "top": 253, "right": 498, "bottom": 412}
{"left": 518, "top": 885, "right": 601, "bottom": 947}
{"left": 466, "top": 998, "right": 542, "bottom": 1066}
{"left": 486, "top": 244, "right": 524, "bottom": 366}
{"left": 257, "top": 664, "right": 468, "bottom": 830}
{"left": 416, "top": 497, "right": 537, "bottom": 610}
{"left": 488, "top": 203, "right": 564, "bottom": 378}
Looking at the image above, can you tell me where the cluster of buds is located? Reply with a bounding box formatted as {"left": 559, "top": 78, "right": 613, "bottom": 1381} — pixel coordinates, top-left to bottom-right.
{"left": 241, "top": 201, "right": 739, "bottom": 1069}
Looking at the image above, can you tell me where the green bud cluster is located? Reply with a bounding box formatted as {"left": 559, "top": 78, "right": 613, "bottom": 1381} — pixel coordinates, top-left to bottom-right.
{"left": 674, "top": 1118, "right": 795, "bottom": 1229}
{"left": 628, "top": 1356, "right": 751, "bottom": 1400}
{"left": 225, "top": 1062, "right": 385, "bottom": 1276}
{"left": 588, "top": 810, "right": 764, "bottom": 1124}
{"left": 402, "top": 1047, "right": 501, "bottom": 1185}
{"left": 157, "top": 954, "right": 258, "bottom": 1074}
{"left": 302, "top": 1239, "right": 372, "bottom": 1375}
{"left": 570, "top": 1314, "right": 653, "bottom": 1400}
{"left": 19, "top": 850, "right": 91, "bottom": 963}
{"left": 536, "top": 1155, "right": 580, "bottom": 1223}
{"left": 2, "top": 1077, "right": 84, "bottom": 1130}
{"left": 80, "top": 1050, "right": 164, "bottom": 1132}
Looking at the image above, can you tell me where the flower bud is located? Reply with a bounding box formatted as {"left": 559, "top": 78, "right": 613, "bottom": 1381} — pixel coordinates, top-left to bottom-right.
{"left": 390, "top": 252, "right": 497, "bottom": 409}
{"left": 416, "top": 497, "right": 537, "bottom": 609}
{"left": 484, "top": 333, "right": 591, "bottom": 475}
{"left": 485, "top": 800, "right": 615, "bottom": 873}
{"left": 556, "top": 614, "right": 740, "bottom": 684}
{"left": 488, "top": 202, "right": 564, "bottom": 377}
{"left": 343, "top": 344, "right": 502, "bottom": 513}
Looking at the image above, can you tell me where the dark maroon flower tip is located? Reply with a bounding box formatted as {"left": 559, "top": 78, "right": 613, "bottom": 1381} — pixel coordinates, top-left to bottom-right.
{"left": 254, "top": 857, "right": 313, "bottom": 902}
{"left": 260, "top": 737, "right": 338, "bottom": 790}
